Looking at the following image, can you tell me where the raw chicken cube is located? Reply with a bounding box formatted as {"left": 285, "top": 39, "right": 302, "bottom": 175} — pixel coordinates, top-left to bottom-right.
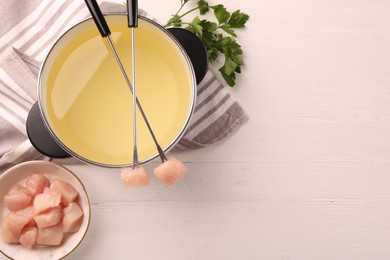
{"left": 50, "top": 178, "right": 78, "bottom": 206}
{"left": 33, "top": 190, "right": 61, "bottom": 214}
{"left": 25, "top": 174, "right": 50, "bottom": 197}
{"left": 37, "top": 223, "right": 63, "bottom": 246}
{"left": 1, "top": 212, "right": 30, "bottom": 244}
{"left": 62, "top": 202, "right": 84, "bottom": 233}
{"left": 153, "top": 157, "right": 188, "bottom": 185}
{"left": 42, "top": 187, "right": 51, "bottom": 193}
{"left": 34, "top": 206, "right": 63, "bottom": 229}
{"left": 15, "top": 206, "right": 36, "bottom": 227}
{"left": 19, "top": 226, "right": 38, "bottom": 249}
{"left": 4, "top": 184, "right": 32, "bottom": 212}
{"left": 6, "top": 183, "right": 30, "bottom": 196}
{"left": 121, "top": 167, "right": 149, "bottom": 186}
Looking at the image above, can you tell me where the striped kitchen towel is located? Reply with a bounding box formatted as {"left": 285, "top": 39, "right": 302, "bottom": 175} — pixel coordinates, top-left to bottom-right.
{"left": 0, "top": 1, "right": 248, "bottom": 172}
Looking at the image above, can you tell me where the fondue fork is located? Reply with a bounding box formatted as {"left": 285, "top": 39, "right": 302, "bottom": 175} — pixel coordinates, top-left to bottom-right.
{"left": 127, "top": 0, "right": 139, "bottom": 168}
{"left": 84, "top": 0, "right": 168, "bottom": 165}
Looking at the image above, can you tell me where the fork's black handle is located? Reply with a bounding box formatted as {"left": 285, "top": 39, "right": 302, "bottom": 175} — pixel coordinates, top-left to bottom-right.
{"left": 126, "top": 0, "right": 138, "bottom": 28}
{"left": 84, "top": 0, "right": 111, "bottom": 37}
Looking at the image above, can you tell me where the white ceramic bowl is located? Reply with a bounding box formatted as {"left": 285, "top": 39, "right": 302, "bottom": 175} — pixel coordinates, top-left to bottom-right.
{"left": 0, "top": 161, "right": 91, "bottom": 260}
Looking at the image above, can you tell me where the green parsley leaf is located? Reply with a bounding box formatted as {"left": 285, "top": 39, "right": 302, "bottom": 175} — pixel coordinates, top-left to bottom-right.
{"left": 165, "top": 1, "right": 249, "bottom": 87}
{"left": 223, "top": 56, "right": 238, "bottom": 76}
{"left": 219, "top": 64, "right": 237, "bottom": 87}
{"left": 189, "top": 16, "right": 204, "bottom": 36}
{"left": 216, "top": 37, "right": 239, "bottom": 55}
{"left": 211, "top": 4, "right": 230, "bottom": 24}
{"left": 200, "top": 19, "right": 217, "bottom": 42}
{"left": 166, "top": 14, "right": 182, "bottom": 28}
{"left": 220, "top": 24, "right": 236, "bottom": 37}
{"left": 207, "top": 47, "right": 219, "bottom": 63}
{"left": 198, "top": 0, "right": 209, "bottom": 15}
{"left": 228, "top": 10, "right": 249, "bottom": 28}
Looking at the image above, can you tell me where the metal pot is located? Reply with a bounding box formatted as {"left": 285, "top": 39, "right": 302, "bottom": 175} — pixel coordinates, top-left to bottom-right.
{"left": 27, "top": 14, "right": 207, "bottom": 167}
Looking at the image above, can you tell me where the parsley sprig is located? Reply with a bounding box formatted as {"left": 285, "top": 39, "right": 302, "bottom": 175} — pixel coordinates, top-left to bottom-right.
{"left": 164, "top": 0, "right": 249, "bottom": 87}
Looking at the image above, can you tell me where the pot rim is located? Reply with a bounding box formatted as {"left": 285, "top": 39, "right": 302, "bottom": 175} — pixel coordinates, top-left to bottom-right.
{"left": 37, "top": 13, "right": 197, "bottom": 168}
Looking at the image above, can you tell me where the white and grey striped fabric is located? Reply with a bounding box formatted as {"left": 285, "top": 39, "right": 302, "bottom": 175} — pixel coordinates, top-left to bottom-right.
{"left": 0, "top": 1, "right": 248, "bottom": 172}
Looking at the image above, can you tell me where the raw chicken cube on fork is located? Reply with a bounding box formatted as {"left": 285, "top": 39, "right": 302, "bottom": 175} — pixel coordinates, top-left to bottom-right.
{"left": 153, "top": 157, "right": 188, "bottom": 185}
{"left": 121, "top": 166, "right": 149, "bottom": 186}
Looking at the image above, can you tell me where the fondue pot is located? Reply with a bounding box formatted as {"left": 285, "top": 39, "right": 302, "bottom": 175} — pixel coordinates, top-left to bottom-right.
{"left": 27, "top": 13, "right": 208, "bottom": 167}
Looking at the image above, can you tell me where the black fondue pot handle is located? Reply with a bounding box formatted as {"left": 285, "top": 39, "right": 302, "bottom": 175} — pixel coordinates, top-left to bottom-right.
{"left": 168, "top": 28, "right": 208, "bottom": 85}
{"left": 26, "top": 102, "right": 70, "bottom": 158}
{"left": 84, "top": 0, "right": 111, "bottom": 37}
{"left": 127, "top": 0, "right": 138, "bottom": 28}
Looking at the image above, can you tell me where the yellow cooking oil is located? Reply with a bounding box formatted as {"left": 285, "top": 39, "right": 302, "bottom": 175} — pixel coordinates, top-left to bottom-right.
{"left": 43, "top": 17, "right": 193, "bottom": 166}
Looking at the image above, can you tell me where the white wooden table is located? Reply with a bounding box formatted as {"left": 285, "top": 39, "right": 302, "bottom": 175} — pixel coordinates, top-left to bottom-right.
{"left": 8, "top": 0, "right": 390, "bottom": 259}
